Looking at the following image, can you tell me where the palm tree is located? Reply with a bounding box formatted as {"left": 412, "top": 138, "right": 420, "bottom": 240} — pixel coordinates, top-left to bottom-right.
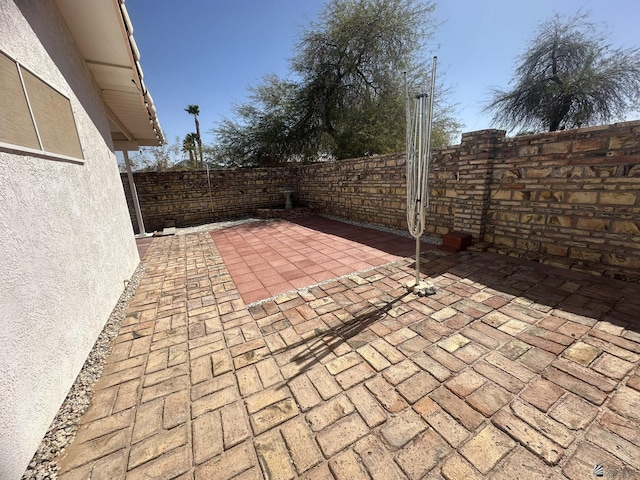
{"left": 185, "top": 104, "right": 204, "bottom": 167}
{"left": 182, "top": 133, "right": 198, "bottom": 168}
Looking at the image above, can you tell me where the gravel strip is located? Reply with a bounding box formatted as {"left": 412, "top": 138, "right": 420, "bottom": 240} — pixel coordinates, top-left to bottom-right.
{"left": 176, "top": 217, "right": 265, "bottom": 235}
{"left": 176, "top": 214, "right": 442, "bottom": 246}
{"left": 22, "top": 263, "right": 145, "bottom": 480}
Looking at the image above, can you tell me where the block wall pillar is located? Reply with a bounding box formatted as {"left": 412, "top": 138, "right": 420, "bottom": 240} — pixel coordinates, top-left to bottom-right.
{"left": 452, "top": 129, "right": 505, "bottom": 240}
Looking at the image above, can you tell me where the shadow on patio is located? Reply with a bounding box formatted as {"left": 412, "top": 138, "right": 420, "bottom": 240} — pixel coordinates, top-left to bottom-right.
{"left": 281, "top": 292, "right": 412, "bottom": 376}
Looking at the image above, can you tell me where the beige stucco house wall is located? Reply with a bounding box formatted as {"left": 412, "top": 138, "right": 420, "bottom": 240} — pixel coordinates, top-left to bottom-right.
{"left": 0, "top": 1, "right": 163, "bottom": 478}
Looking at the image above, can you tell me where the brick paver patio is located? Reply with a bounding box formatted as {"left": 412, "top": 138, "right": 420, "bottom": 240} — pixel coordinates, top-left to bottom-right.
{"left": 57, "top": 219, "right": 640, "bottom": 479}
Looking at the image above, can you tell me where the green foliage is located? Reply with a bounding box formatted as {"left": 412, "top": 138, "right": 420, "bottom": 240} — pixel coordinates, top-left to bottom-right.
{"left": 185, "top": 104, "right": 204, "bottom": 166}
{"left": 213, "top": 0, "right": 460, "bottom": 166}
{"left": 182, "top": 133, "right": 198, "bottom": 167}
{"left": 487, "top": 13, "right": 640, "bottom": 132}
{"left": 214, "top": 76, "right": 317, "bottom": 167}
{"left": 184, "top": 104, "right": 200, "bottom": 117}
{"left": 119, "top": 136, "right": 222, "bottom": 172}
{"left": 120, "top": 137, "right": 182, "bottom": 172}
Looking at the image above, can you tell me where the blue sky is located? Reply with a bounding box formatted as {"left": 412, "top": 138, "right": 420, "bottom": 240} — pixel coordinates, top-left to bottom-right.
{"left": 126, "top": 0, "right": 640, "bottom": 146}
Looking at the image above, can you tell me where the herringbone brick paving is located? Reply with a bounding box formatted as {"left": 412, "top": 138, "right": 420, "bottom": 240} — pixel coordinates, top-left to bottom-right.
{"left": 58, "top": 222, "right": 640, "bottom": 479}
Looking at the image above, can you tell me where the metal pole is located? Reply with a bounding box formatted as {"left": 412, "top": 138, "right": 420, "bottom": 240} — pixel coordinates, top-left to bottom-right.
{"left": 123, "top": 150, "right": 148, "bottom": 237}
{"left": 414, "top": 94, "right": 426, "bottom": 285}
{"left": 415, "top": 58, "right": 437, "bottom": 285}
{"left": 424, "top": 57, "right": 437, "bottom": 211}
{"left": 404, "top": 58, "right": 437, "bottom": 296}
{"left": 206, "top": 163, "right": 214, "bottom": 213}
{"left": 415, "top": 236, "right": 421, "bottom": 284}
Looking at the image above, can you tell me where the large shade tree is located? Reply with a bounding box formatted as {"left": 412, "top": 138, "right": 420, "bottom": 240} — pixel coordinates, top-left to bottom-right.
{"left": 214, "top": 0, "right": 460, "bottom": 166}
{"left": 292, "top": 0, "right": 441, "bottom": 159}
{"left": 487, "top": 13, "right": 640, "bottom": 132}
{"left": 215, "top": 75, "right": 311, "bottom": 166}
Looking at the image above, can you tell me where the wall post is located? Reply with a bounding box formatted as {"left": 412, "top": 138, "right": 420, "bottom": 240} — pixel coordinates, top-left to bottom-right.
{"left": 451, "top": 129, "right": 505, "bottom": 241}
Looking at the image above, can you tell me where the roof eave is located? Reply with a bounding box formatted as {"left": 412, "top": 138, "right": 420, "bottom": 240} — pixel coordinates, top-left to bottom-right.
{"left": 54, "top": 0, "right": 165, "bottom": 149}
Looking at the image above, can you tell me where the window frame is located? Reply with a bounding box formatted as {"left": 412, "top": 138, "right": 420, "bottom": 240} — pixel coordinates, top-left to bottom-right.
{"left": 0, "top": 49, "right": 85, "bottom": 164}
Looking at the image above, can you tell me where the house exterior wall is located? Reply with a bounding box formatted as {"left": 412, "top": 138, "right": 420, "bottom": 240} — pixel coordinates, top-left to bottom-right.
{"left": 0, "top": 2, "right": 140, "bottom": 478}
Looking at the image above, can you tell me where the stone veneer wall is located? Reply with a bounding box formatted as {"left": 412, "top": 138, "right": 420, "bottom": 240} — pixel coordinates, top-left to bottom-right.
{"left": 293, "top": 129, "right": 506, "bottom": 239}
{"left": 485, "top": 123, "right": 640, "bottom": 281}
{"left": 293, "top": 153, "right": 408, "bottom": 230}
{"left": 122, "top": 167, "right": 295, "bottom": 231}
{"left": 123, "top": 120, "right": 639, "bottom": 281}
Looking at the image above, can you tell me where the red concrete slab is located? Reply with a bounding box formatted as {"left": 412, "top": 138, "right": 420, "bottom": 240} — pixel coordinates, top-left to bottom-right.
{"left": 210, "top": 216, "right": 434, "bottom": 303}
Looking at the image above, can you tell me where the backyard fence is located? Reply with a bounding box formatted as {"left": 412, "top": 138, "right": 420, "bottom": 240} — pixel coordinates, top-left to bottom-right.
{"left": 122, "top": 120, "right": 640, "bottom": 282}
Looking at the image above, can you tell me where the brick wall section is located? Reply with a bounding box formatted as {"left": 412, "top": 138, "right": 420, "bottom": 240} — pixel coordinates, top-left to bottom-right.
{"left": 294, "top": 153, "right": 407, "bottom": 230}
{"left": 485, "top": 122, "right": 640, "bottom": 281}
{"left": 122, "top": 120, "right": 639, "bottom": 281}
{"left": 291, "top": 143, "right": 472, "bottom": 237}
{"left": 121, "top": 168, "right": 295, "bottom": 231}
{"left": 451, "top": 130, "right": 504, "bottom": 238}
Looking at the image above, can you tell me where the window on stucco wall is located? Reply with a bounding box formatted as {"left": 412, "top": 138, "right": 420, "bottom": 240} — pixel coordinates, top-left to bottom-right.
{"left": 0, "top": 50, "right": 84, "bottom": 161}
